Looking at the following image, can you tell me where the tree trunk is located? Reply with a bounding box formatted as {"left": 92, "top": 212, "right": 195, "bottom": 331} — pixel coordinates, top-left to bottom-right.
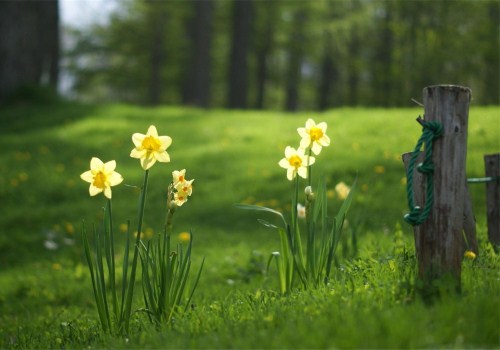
{"left": 148, "top": 4, "right": 167, "bottom": 106}
{"left": 227, "top": 0, "right": 252, "bottom": 109}
{"left": 284, "top": 10, "right": 306, "bottom": 112}
{"left": 183, "top": 0, "right": 214, "bottom": 108}
{"left": 0, "top": 0, "right": 59, "bottom": 102}
{"left": 317, "top": 32, "right": 338, "bottom": 110}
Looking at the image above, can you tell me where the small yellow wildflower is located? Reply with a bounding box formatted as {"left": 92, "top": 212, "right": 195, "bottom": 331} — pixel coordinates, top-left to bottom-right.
{"left": 278, "top": 146, "right": 315, "bottom": 181}
{"left": 130, "top": 125, "right": 172, "bottom": 170}
{"left": 80, "top": 157, "right": 123, "bottom": 199}
{"left": 178, "top": 232, "right": 191, "bottom": 242}
{"left": 374, "top": 165, "right": 385, "bottom": 174}
{"left": 335, "top": 182, "right": 351, "bottom": 200}
{"left": 464, "top": 250, "right": 476, "bottom": 260}
{"left": 297, "top": 119, "right": 331, "bottom": 155}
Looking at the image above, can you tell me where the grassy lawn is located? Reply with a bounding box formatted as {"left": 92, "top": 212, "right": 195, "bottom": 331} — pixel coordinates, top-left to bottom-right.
{"left": 0, "top": 102, "right": 498, "bottom": 348}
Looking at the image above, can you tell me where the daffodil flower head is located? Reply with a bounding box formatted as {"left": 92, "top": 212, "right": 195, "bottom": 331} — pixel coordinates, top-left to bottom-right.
{"left": 80, "top": 157, "right": 123, "bottom": 199}
{"left": 130, "top": 125, "right": 172, "bottom": 170}
{"left": 278, "top": 146, "right": 315, "bottom": 181}
{"left": 175, "top": 179, "right": 194, "bottom": 196}
{"left": 171, "top": 169, "right": 194, "bottom": 206}
{"left": 173, "top": 190, "right": 189, "bottom": 206}
{"left": 172, "top": 169, "right": 186, "bottom": 186}
{"left": 298, "top": 119, "right": 331, "bottom": 155}
{"left": 335, "top": 182, "right": 351, "bottom": 200}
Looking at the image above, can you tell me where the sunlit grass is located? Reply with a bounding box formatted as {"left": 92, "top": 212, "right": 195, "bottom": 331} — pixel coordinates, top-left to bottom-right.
{"left": 0, "top": 102, "right": 498, "bottom": 348}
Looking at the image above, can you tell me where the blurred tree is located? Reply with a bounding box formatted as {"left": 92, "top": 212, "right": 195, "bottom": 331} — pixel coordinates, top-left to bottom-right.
{"left": 0, "top": 0, "right": 59, "bottom": 102}
{"left": 252, "top": 0, "right": 278, "bottom": 109}
{"left": 64, "top": 0, "right": 498, "bottom": 108}
{"left": 227, "top": 0, "right": 253, "bottom": 109}
{"left": 182, "top": 0, "right": 214, "bottom": 108}
{"left": 284, "top": 7, "right": 307, "bottom": 111}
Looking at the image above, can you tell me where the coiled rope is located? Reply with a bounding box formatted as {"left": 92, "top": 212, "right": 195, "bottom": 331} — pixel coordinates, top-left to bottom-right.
{"left": 404, "top": 117, "right": 443, "bottom": 226}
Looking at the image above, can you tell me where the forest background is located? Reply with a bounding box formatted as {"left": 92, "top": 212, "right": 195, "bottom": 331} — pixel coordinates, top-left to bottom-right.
{"left": 0, "top": 0, "right": 498, "bottom": 108}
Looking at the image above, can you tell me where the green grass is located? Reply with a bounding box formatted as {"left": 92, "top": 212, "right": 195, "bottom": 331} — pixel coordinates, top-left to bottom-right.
{"left": 0, "top": 102, "right": 499, "bottom": 348}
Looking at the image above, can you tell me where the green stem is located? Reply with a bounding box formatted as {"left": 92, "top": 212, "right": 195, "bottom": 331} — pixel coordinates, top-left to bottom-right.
{"left": 123, "top": 169, "right": 149, "bottom": 334}
{"left": 107, "top": 199, "right": 118, "bottom": 325}
{"left": 307, "top": 148, "right": 313, "bottom": 187}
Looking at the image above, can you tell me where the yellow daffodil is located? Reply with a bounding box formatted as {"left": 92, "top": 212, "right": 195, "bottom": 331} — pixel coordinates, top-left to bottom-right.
{"left": 130, "top": 125, "right": 172, "bottom": 170}
{"left": 80, "top": 157, "right": 123, "bottom": 199}
{"left": 298, "top": 119, "right": 331, "bottom": 155}
{"left": 278, "top": 146, "right": 315, "bottom": 181}
{"left": 335, "top": 182, "right": 351, "bottom": 200}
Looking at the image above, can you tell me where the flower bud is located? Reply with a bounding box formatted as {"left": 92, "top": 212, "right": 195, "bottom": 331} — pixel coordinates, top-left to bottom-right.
{"left": 304, "top": 186, "right": 313, "bottom": 195}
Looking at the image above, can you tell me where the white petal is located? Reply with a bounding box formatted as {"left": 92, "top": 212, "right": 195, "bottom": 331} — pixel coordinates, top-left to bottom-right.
{"left": 159, "top": 136, "right": 172, "bottom": 149}
{"left": 132, "top": 133, "right": 145, "bottom": 147}
{"left": 130, "top": 148, "right": 146, "bottom": 159}
{"left": 300, "top": 137, "right": 311, "bottom": 149}
{"left": 147, "top": 125, "right": 158, "bottom": 137}
{"left": 103, "top": 160, "right": 116, "bottom": 172}
{"left": 305, "top": 119, "right": 316, "bottom": 128}
{"left": 141, "top": 156, "right": 155, "bottom": 170}
{"left": 155, "top": 151, "right": 170, "bottom": 163}
{"left": 90, "top": 157, "right": 103, "bottom": 171}
{"left": 278, "top": 158, "right": 289, "bottom": 169}
{"left": 297, "top": 167, "right": 308, "bottom": 179}
{"left": 108, "top": 172, "right": 123, "bottom": 186}
{"left": 321, "top": 134, "right": 331, "bottom": 146}
{"left": 80, "top": 170, "right": 93, "bottom": 183}
{"left": 89, "top": 185, "right": 102, "bottom": 196}
{"left": 317, "top": 122, "right": 327, "bottom": 131}
{"left": 284, "top": 146, "right": 295, "bottom": 158}
{"left": 297, "top": 127, "right": 308, "bottom": 138}
{"left": 287, "top": 168, "right": 296, "bottom": 181}
{"left": 104, "top": 187, "right": 112, "bottom": 199}
{"left": 307, "top": 156, "right": 316, "bottom": 165}
{"left": 311, "top": 143, "right": 322, "bottom": 155}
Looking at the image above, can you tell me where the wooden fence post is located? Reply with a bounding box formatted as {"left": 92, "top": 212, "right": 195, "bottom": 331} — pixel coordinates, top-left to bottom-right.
{"left": 485, "top": 154, "right": 500, "bottom": 251}
{"left": 404, "top": 85, "right": 472, "bottom": 297}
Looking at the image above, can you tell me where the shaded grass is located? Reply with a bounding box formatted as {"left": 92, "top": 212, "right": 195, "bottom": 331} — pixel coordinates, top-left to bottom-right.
{"left": 0, "top": 102, "right": 498, "bottom": 348}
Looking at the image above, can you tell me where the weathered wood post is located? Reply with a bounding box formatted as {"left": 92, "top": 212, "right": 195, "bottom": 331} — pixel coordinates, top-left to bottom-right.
{"left": 485, "top": 154, "right": 500, "bottom": 251}
{"left": 403, "top": 85, "right": 471, "bottom": 297}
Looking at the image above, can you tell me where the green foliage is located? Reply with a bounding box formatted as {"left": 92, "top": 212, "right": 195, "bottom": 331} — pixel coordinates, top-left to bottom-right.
{"left": 0, "top": 103, "right": 498, "bottom": 348}
{"left": 65, "top": 1, "right": 499, "bottom": 107}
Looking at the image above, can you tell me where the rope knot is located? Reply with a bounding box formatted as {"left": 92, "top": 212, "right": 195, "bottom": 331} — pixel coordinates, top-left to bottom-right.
{"left": 422, "top": 120, "right": 443, "bottom": 139}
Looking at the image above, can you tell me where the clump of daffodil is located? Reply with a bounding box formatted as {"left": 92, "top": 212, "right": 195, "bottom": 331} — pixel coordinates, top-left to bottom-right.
{"left": 278, "top": 146, "right": 315, "bottom": 181}
{"left": 298, "top": 118, "right": 331, "bottom": 155}
{"left": 142, "top": 167, "right": 203, "bottom": 326}
{"left": 80, "top": 157, "right": 123, "bottom": 199}
{"left": 238, "top": 118, "right": 355, "bottom": 295}
{"left": 131, "top": 125, "right": 172, "bottom": 170}
{"left": 80, "top": 124, "right": 203, "bottom": 335}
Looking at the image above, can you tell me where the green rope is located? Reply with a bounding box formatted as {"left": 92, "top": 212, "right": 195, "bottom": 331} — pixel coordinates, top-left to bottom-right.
{"left": 404, "top": 118, "right": 443, "bottom": 226}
